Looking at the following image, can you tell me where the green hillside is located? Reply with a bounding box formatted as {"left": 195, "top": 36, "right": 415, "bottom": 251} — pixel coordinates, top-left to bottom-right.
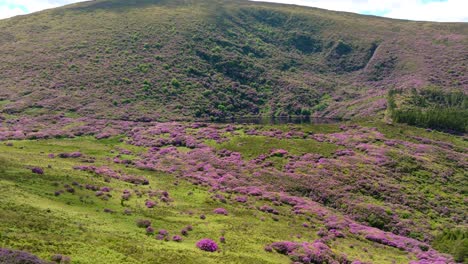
{"left": 0, "top": 1, "right": 467, "bottom": 263}
{"left": 1, "top": 118, "right": 466, "bottom": 263}
{"left": 0, "top": 0, "right": 466, "bottom": 120}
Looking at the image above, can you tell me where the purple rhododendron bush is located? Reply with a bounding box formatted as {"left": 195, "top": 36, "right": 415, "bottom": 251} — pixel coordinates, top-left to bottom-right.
{"left": 0, "top": 115, "right": 466, "bottom": 263}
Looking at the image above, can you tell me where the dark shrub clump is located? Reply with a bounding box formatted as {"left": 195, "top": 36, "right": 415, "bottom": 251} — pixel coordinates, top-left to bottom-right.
{"left": 0, "top": 248, "right": 51, "bottom": 264}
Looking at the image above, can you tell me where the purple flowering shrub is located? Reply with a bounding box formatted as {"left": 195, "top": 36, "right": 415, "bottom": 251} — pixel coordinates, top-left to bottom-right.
{"left": 268, "top": 240, "right": 350, "bottom": 263}
{"left": 172, "top": 235, "right": 182, "bottom": 242}
{"left": 234, "top": 196, "right": 248, "bottom": 203}
{"left": 31, "top": 167, "right": 44, "bottom": 175}
{"left": 145, "top": 200, "right": 157, "bottom": 208}
{"left": 146, "top": 226, "right": 155, "bottom": 235}
{"left": 121, "top": 190, "right": 132, "bottom": 201}
{"left": 136, "top": 219, "right": 151, "bottom": 228}
{"left": 155, "top": 229, "right": 170, "bottom": 241}
{"left": 259, "top": 205, "right": 279, "bottom": 215}
{"left": 269, "top": 241, "right": 298, "bottom": 254}
{"left": 0, "top": 248, "right": 51, "bottom": 264}
{"left": 58, "top": 152, "right": 82, "bottom": 158}
{"left": 196, "top": 239, "right": 218, "bottom": 252}
{"left": 100, "top": 186, "right": 111, "bottom": 192}
{"left": 270, "top": 149, "right": 288, "bottom": 157}
{"left": 213, "top": 208, "right": 228, "bottom": 215}
{"left": 73, "top": 166, "right": 149, "bottom": 185}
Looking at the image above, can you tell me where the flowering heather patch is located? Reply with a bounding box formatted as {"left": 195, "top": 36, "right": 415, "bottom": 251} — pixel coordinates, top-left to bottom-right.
{"left": 155, "top": 229, "right": 170, "bottom": 240}
{"left": 0, "top": 248, "right": 51, "bottom": 264}
{"left": 145, "top": 200, "right": 157, "bottom": 208}
{"left": 234, "top": 196, "right": 248, "bottom": 203}
{"left": 1, "top": 117, "right": 464, "bottom": 262}
{"left": 264, "top": 245, "right": 273, "bottom": 252}
{"left": 146, "top": 226, "right": 155, "bottom": 235}
{"left": 85, "top": 184, "right": 100, "bottom": 191}
{"left": 121, "top": 190, "right": 132, "bottom": 200}
{"left": 270, "top": 149, "right": 288, "bottom": 157}
{"left": 269, "top": 241, "right": 299, "bottom": 254}
{"left": 136, "top": 219, "right": 151, "bottom": 228}
{"left": 196, "top": 239, "right": 218, "bottom": 252}
{"left": 113, "top": 157, "right": 132, "bottom": 165}
{"left": 95, "top": 132, "right": 112, "bottom": 140}
{"left": 100, "top": 187, "right": 111, "bottom": 192}
{"left": 73, "top": 166, "right": 149, "bottom": 185}
{"left": 334, "top": 149, "right": 355, "bottom": 156}
{"left": 213, "top": 208, "right": 228, "bottom": 215}
{"left": 116, "top": 148, "right": 133, "bottom": 155}
{"left": 234, "top": 187, "right": 263, "bottom": 196}
{"left": 348, "top": 223, "right": 453, "bottom": 263}
{"left": 31, "top": 167, "right": 44, "bottom": 175}
{"left": 158, "top": 229, "right": 169, "bottom": 236}
{"left": 269, "top": 240, "right": 350, "bottom": 263}
{"left": 0, "top": 116, "right": 139, "bottom": 142}
{"left": 58, "top": 152, "right": 82, "bottom": 158}
{"left": 211, "top": 193, "right": 227, "bottom": 203}
{"left": 329, "top": 229, "right": 345, "bottom": 238}
{"left": 259, "top": 205, "right": 279, "bottom": 215}
{"left": 172, "top": 235, "right": 182, "bottom": 242}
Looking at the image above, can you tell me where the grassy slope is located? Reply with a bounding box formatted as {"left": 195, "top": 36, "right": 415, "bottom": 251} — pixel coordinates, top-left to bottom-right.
{"left": 0, "top": 134, "right": 416, "bottom": 264}
{"left": 0, "top": 117, "right": 466, "bottom": 262}
{"left": 0, "top": 0, "right": 466, "bottom": 120}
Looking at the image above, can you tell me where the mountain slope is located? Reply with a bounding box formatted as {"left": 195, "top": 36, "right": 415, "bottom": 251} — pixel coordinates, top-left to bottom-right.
{"left": 0, "top": 117, "right": 465, "bottom": 263}
{"left": 0, "top": 0, "right": 466, "bottom": 120}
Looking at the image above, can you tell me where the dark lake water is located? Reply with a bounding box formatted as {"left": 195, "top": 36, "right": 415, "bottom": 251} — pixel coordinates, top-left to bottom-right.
{"left": 213, "top": 116, "right": 342, "bottom": 125}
